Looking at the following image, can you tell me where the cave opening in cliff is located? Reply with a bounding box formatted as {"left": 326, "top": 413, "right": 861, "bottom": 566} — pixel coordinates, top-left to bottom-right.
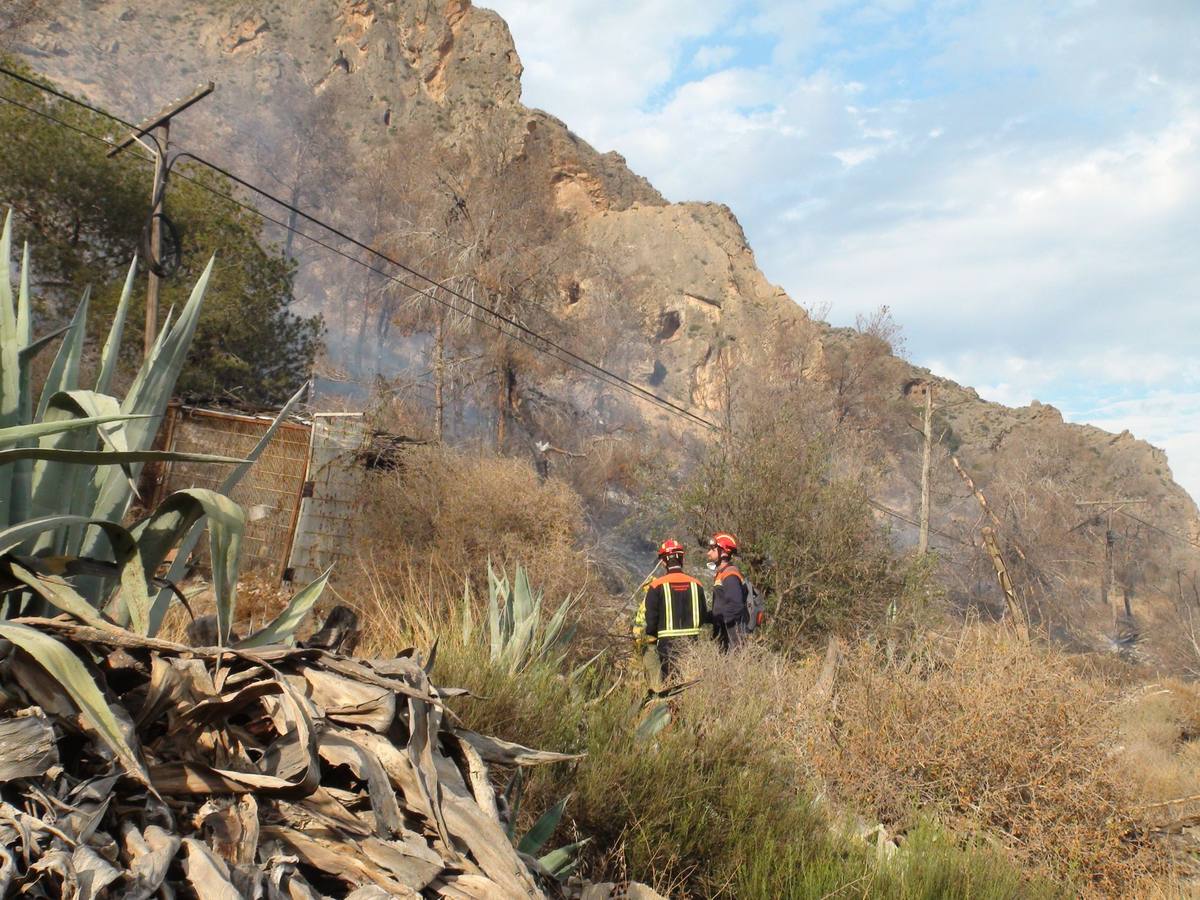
{"left": 655, "top": 310, "right": 681, "bottom": 341}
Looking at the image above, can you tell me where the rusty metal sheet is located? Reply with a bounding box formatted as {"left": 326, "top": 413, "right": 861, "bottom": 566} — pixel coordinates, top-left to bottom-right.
{"left": 286, "top": 414, "right": 367, "bottom": 586}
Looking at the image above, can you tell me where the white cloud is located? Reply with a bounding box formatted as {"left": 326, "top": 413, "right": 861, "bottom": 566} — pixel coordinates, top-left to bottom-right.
{"left": 482, "top": 0, "right": 738, "bottom": 139}
{"left": 692, "top": 44, "right": 737, "bottom": 70}
{"left": 483, "top": 0, "right": 1200, "bottom": 503}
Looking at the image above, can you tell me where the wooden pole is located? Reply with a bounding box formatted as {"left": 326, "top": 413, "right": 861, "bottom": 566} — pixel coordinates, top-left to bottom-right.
{"left": 433, "top": 312, "right": 445, "bottom": 442}
{"left": 144, "top": 121, "right": 167, "bottom": 359}
{"left": 106, "top": 83, "right": 214, "bottom": 360}
{"left": 951, "top": 454, "right": 1028, "bottom": 561}
{"left": 918, "top": 384, "right": 932, "bottom": 555}
{"left": 982, "top": 526, "right": 1029, "bottom": 641}
{"left": 1073, "top": 499, "right": 1148, "bottom": 617}
{"left": 1102, "top": 508, "right": 1113, "bottom": 615}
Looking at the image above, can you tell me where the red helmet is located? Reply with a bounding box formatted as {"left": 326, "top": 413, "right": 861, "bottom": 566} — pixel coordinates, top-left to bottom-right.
{"left": 657, "top": 538, "right": 685, "bottom": 560}
{"left": 709, "top": 532, "right": 738, "bottom": 555}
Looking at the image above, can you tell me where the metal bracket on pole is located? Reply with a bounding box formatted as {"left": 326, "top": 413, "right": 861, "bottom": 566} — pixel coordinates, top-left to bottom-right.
{"left": 106, "top": 82, "right": 214, "bottom": 359}
{"left": 106, "top": 82, "right": 214, "bottom": 159}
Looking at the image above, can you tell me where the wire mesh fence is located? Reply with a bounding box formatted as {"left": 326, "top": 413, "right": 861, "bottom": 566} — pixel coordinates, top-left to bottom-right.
{"left": 158, "top": 405, "right": 311, "bottom": 577}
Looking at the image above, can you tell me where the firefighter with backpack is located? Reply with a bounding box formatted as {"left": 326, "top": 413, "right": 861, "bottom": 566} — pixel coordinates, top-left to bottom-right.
{"left": 706, "top": 532, "right": 763, "bottom": 651}
{"left": 641, "top": 538, "right": 710, "bottom": 679}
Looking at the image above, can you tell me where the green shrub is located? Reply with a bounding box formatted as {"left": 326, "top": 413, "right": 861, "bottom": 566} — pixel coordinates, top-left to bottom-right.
{"left": 673, "top": 386, "right": 932, "bottom": 646}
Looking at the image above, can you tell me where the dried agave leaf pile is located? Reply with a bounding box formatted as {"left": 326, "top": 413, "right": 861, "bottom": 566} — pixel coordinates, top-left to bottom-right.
{"left": 0, "top": 611, "right": 648, "bottom": 899}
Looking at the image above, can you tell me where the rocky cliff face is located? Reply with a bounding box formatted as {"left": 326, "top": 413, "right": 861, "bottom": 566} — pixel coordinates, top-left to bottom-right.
{"left": 16, "top": 0, "right": 1200, "bottom": 654}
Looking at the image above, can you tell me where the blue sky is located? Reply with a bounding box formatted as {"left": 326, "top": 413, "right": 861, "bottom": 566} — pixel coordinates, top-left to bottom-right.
{"left": 484, "top": 0, "right": 1200, "bottom": 502}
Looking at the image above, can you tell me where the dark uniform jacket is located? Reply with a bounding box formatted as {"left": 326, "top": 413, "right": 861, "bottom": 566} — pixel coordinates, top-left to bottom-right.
{"left": 644, "top": 570, "right": 710, "bottom": 639}
{"left": 711, "top": 562, "right": 748, "bottom": 624}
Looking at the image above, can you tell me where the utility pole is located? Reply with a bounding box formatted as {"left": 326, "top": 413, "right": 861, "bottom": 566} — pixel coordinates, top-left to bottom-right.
{"left": 982, "top": 526, "right": 1029, "bottom": 641}
{"left": 433, "top": 311, "right": 445, "bottom": 442}
{"left": 108, "top": 82, "right": 214, "bottom": 359}
{"left": 1073, "top": 498, "right": 1149, "bottom": 621}
{"left": 918, "top": 382, "right": 933, "bottom": 555}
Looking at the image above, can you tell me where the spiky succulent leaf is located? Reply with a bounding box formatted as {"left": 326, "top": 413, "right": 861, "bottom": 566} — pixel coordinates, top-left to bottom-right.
{"left": 95, "top": 258, "right": 135, "bottom": 395}
{"left": 121, "top": 489, "right": 244, "bottom": 641}
{"left": 517, "top": 795, "right": 569, "bottom": 856}
{"left": 635, "top": 701, "right": 672, "bottom": 741}
{"left": 6, "top": 561, "right": 111, "bottom": 629}
{"left": 17, "top": 323, "right": 70, "bottom": 366}
{"left": 487, "top": 561, "right": 504, "bottom": 659}
{"left": 150, "top": 380, "right": 307, "bottom": 635}
{"left": 0, "top": 621, "right": 149, "bottom": 785}
{"left": 538, "top": 838, "right": 590, "bottom": 879}
{"left": 237, "top": 565, "right": 332, "bottom": 648}
{"left": 0, "top": 515, "right": 135, "bottom": 560}
{"left": 0, "top": 210, "right": 19, "bottom": 527}
{"left": 83, "top": 257, "right": 215, "bottom": 559}
{"left": 29, "top": 391, "right": 131, "bottom": 557}
{"left": 0, "top": 448, "right": 242, "bottom": 466}
{"left": 10, "top": 242, "right": 34, "bottom": 528}
{"left": 0, "top": 413, "right": 143, "bottom": 447}
{"left": 15, "top": 242, "right": 29, "bottom": 346}
{"left": 34, "top": 286, "right": 88, "bottom": 422}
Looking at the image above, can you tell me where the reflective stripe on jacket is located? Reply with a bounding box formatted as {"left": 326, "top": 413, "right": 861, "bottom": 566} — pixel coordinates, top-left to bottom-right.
{"left": 644, "top": 572, "right": 709, "bottom": 639}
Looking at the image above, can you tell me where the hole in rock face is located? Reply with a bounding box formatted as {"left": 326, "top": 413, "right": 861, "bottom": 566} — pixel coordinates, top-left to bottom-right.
{"left": 655, "top": 310, "right": 681, "bottom": 341}
{"left": 565, "top": 281, "right": 581, "bottom": 304}
{"left": 648, "top": 361, "right": 667, "bottom": 386}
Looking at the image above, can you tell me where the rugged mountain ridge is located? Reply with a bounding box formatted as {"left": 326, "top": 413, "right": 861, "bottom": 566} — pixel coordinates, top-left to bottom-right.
{"left": 15, "top": 0, "right": 1200, "bottom": 652}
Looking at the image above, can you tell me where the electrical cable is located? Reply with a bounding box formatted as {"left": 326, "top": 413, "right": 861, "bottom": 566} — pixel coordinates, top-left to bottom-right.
{"left": 172, "top": 151, "right": 722, "bottom": 431}
{"left": 168, "top": 165, "right": 715, "bottom": 427}
{"left": 0, "top": 64, "right": 720, "bottom": 431}
{"left": 10, "top": 62, "right": 1075, "bottom": 539}
{"left": 0, "top": 64, "right": 137, "bottom": 128}
{"left": 865, "top": 497, "right": 975, "bottom": 548}
{"left": 1117, "top": 508, "right": 1200, "bottom": 551}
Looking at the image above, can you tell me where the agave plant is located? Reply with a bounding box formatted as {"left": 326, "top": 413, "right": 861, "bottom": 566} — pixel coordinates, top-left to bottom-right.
{"left": 503, "top": 769, "right": 590, "bottom": 882}
{"left": 460, "top": 562, "right": 580, "bottom": 673}
{"left": 0, "top": 209, "right": 329, "bottom": 767}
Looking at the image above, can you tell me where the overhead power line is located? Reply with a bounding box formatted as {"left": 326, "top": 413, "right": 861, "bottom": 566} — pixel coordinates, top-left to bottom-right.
{"left": 866, "top": 498, "right": 974, "bottom": 548}
{"left": 0, "top": 65, "right": 137, "bottom": 129}
{"left": 0, "top": 64, "right": 720, "bottom": 432}
{"left": 0, "top": 93, "right": 718, "bottom": 435}
{"left": 1117, "top": 508, "right": 1200, "bottom": 551}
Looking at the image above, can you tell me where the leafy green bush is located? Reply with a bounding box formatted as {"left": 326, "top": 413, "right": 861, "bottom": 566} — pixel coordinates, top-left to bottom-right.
{"left": 0, "top": 58, "right": 320, "bottom": 405}
{"left": 675, "top": 386, "right": 931, "bottom": 645}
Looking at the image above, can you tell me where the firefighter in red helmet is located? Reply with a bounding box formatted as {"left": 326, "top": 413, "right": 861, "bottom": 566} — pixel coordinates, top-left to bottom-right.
{"left": 707, "top": 532, "right": 748, "bottom": 651}
{"left": 643, "top": 538, "right": 710, "bottom": 679}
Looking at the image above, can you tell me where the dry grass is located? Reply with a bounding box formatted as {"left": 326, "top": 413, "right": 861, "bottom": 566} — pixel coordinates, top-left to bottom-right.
{"left": 792, "top": 627, "right": 1165, "bottom": 894}
{"left": 157, "top": 572, "right": 295, "bottom": 644}
{"left": 1109, "top": 677, "right": 1200, "bottom": 891}
{"left": 660, "top": 629, "right": 1189, "bottom": 895}
{"left": 1115, "top": 679, "right": 1200, "bottom": 805}
{"left": 349, "top": 444, "right": 598, "bottom": 609}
